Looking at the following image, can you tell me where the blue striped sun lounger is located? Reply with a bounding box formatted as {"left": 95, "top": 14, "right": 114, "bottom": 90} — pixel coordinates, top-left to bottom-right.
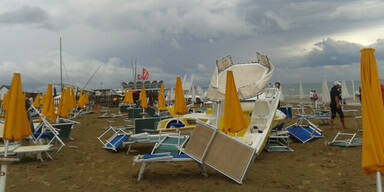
{"left": 287, "top": 125, "right": 323, "bottom": 143}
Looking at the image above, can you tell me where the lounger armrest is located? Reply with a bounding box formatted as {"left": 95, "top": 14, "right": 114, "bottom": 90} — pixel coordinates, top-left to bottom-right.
{"left": 142, "top": 129, "right": 157, "bottom": 133}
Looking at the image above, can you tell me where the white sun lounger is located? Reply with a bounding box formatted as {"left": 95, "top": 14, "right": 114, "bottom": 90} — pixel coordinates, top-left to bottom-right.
{"left": 0, "top": 144, "right": 53, "bottom": 162}
{"left": 133, "top": 135, "right": 208, "bottom": 181}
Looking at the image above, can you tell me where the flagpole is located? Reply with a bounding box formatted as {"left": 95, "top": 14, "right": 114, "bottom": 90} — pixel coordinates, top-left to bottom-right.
{"left": 377, "top": 172, "right": 382, "bottom": 192}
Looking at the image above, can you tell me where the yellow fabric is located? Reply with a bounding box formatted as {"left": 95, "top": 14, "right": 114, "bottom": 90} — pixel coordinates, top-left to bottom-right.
{"left": 33, "top": 93, "right": 40, "bottom": 108}
{"left": 206, "top": 108, "right": 213, "bottom": 115}
{"left": 123, "top": 91, "right": 128, "bottom": 103}
{"left": 3, "top": 73, "right": 32, "bottom": 141}
{"left": 57, "top": 89, "right": 64, "bottom": 116}
{"left": 166, "top": 106, "right": 176, "bottom": 118}
{"left": 158, "top": 84, "right": 166, "bottom": 111}
{"left": 123, "top": 89, "right": 134, "bottom": 104}
{"left": 78, "top": 92, "right": 85, "bottom": 109}
{"left": 70, "top": 88, "right": 76, "bottom": 109}
{"left": 1, "top": 92, "right": 9, "bottom": 112}
{"left": 41, "top": 84, "right": 56, "bottom": 123}
{"left": 360, "top": 48, "right": 384, "bottom": 175}
{"left": 220, "top": 71, "right": 247, "bottom": 136}
{"left": 127, "top": 89, "right": 134, "bottom": 104}
{"left": 41, "top": 93, "right": 46, "bottom": 109}
{"left": 84, "top": 93, "right": 89, "bottom": 105}
{"left": 218, "top": 111, "right": 251, "bottom": 137}
{"left": 58, "top": 88, "right": 71, "bottom": 118}
{"left": 174, "top": 77, "right": 187, "bottom": 115}
{"left": 40, "top": 84, "right": 55, "bottom": 122}
{"left": 139, "top": 86, "right": 148, "bottom": 109}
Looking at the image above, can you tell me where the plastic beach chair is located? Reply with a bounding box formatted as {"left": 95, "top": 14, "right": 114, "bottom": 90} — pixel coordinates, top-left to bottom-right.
{"left": 328, "top": 116, "right": 362, "bottom": 147}
{"left": 27, "top": 106, "right": 66, "bottom": 152}
{"left": 286, "top": 118, "right": 323, "bottom": 143}
{"left": 97, "top": 123, "right": 132, "bottom": 151}
{"left": 132, "top": 135, "right": 208, "bottom": 181}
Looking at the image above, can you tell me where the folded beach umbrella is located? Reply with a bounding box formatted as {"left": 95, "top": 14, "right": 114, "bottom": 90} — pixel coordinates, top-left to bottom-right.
{"left": 84, "top": 93, "right": 89, "bottom": 105}
{"left": 360, "top": 48, "right": 384, "bottom": 191}
{"left": 57, "top": 90, "right": 65, "bottom": 116}
{"left": 158, "top": 84, "right": 166, "bottom": 111}
{"left": 70, "top": 88, "right": 76, "bottom": 110}
{"left": 220, "top": 71, "right": 247, "bottom": 136}
{"left": 32, "top": 93, "right": 41, "bottom": 108}
{"left": 123, "top": 91, "right": 128, "bottom": 104}
{"left": 3, "top": 73, "right": 32, "bottom": 141}
{"left": 58, "top": 88, "right": 71, "bottom": 118}
{"left": 41, "top": 84, "right": 56, "bottom": 123}
{"left": 123, "top": 90, "right": 134, "bottom": 105}
{"left": 1, "top": 92, "right": 8, "bottom": 112}
{"left": 1, "top": 73, "right": 32, "bottom": 191}
{"left": 77, "top": 92, "right": 85, "bottom": 109}
{"left": 127, "top": 89, "right": 134, "bottom": 105}
{"left": 174, "top": 77, "right": 187, "bottom": 115}
{"left": 139, "top": 86, "right": 148, "bottom": 109}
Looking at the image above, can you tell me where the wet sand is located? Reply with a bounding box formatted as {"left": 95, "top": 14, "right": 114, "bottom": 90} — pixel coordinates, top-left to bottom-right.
{"left": 6, "top": 105, "right": 375, "bottom": 192}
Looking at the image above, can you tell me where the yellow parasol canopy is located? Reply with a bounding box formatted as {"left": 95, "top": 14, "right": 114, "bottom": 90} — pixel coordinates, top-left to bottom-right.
{"left": 1, "top": 92, "right": 9, "bottom": 112}
{"left": 84, "top": 93, "right": 89, "bottom": 105}
{"left": 70, "top": 88, "right": 76, "bottom": 110}
{"left": 32, "top": 93, "right": 41, "bottom": 108}
{"left": 173, "top": 77, "right": 187, "bottom": 115}
{"left": 139, "top": 86, "right": 148, "bottom": 109}
{"left": 77, "top": 92, "right": 85, "bottom": 109}
{"left": 3, "top": 73, "right": 32, "bottom": 141}
{"left": 58, "top": 88, "right": 72, "bottom": 118}
{"left": 127, "top": 89, "right": 134, "bottom": 105}
{"left": 220, "top": 71, "right": 247, "bottom": 136}
{"left": 123, "top": 91, "right": 128, "bottom": 103}
{"left": 360, "top": 48, "right": 384, "bottom": 175}
{"left": 123, "top": 89, "right": 134, "bottom": 104}
{"left": 158, "top": 84, "right": 166, "bottom": 111}
{"left": 41, "top": 84, "right": 56, "bottom": 123}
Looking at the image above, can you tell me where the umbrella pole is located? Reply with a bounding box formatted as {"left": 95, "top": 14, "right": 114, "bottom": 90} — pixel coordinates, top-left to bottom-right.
{"left": 377, "top": 172, "right": 382, "bottom": 192}
{"left": 0, "top": 141, "right": 8, "bottom": 192}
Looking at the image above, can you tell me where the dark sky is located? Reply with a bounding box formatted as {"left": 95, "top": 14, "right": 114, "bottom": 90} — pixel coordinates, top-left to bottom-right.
{"left": 1, "top": 0, "right": 384, "bottom": 91}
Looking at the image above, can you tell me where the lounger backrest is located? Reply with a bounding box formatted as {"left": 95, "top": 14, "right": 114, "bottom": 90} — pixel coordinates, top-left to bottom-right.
{"left": 153, "top": 136, "right": 189, "bottom": 155}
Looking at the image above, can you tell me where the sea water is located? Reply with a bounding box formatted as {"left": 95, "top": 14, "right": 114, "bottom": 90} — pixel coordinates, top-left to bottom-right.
{"left": 279, "top": 81, "right": 361, "bottom": 97}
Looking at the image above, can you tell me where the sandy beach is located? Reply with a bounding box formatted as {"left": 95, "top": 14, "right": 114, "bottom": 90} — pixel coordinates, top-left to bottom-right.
{"left": 5, "top": 105, "right": 373, "bottom": 192}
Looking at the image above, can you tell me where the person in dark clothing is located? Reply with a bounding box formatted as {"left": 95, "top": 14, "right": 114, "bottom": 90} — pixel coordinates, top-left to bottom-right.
{"left": 330, "top": 81, "right": 346, "bottom": 129}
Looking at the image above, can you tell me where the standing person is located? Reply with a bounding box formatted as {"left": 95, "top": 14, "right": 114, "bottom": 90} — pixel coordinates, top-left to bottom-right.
{"left": 274, "top": 82, "right": 281, "bottom": 108}
{"left": 330, "top": 81, "right": 346, "bottom": 129}
{"left": 310, "top": 90, "right": 319, "bottom": 108}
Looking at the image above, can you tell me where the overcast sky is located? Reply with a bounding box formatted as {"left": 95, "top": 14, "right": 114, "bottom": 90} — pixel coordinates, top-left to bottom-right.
{"left": 1, "top": 0, "right": 384, "bottom": 92}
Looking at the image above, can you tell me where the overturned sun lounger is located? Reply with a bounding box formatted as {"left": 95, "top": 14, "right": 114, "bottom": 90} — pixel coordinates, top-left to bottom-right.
{"left": 133, "top": 135, "right": 208, "bottom": 181}
{"left": 98, "top": 125, "right": 132, "bottom": 151}
{"left": 286, "top": 118, "right": 323, "bottom": 143}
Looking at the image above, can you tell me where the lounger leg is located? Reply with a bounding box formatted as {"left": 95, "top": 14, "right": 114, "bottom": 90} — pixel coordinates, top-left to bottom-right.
{"left": 198, "top": 163, "right": 208, "bottom": 177}
{"left": 137, "top": 162, "right": 146, "bottom": 181}
{"left": 45, "top": 152, "right": 53, "bottom": 160}
{"left": 37, "top": 152, "right": 44, "bottom": 162}
{"left": 126, "top": 144, "right": 132, "bottom": 155}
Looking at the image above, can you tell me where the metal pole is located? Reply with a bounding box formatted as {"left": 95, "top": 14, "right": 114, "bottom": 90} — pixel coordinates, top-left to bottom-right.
{"left": 377, "top": 172, "right": 382, "bottom": 192}
{"left": 60, "top": 37, "right": 63, "bottom": 92}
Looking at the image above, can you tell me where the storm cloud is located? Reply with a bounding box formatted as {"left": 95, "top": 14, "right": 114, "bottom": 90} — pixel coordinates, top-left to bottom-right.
{"left": 0, "top": 0, "right": 384, "bottom": 90}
